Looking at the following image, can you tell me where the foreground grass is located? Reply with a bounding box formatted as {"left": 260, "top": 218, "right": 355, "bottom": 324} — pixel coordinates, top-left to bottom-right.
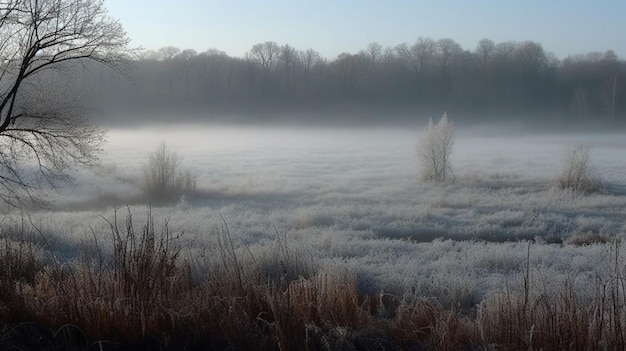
{"left": 1, "top": 211, "right": 626, "bottom": 350}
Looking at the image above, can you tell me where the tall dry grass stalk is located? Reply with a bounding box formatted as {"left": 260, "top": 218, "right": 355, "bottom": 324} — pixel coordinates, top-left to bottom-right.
{"left": 2, "top": 213, "right": 626, "bottom": 349}
{"left": 475, "top": 240, "right": 626, "bottom": 350}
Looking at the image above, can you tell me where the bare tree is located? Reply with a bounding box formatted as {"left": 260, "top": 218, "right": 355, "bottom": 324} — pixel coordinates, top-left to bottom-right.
{"left": 493, "top": 41, "right": 518, "bottom": 65}
{"left": 601, "top": 50, "right": 619, "bottom": 121}
{"left": 176, "top": 49, "right": 198, "bottom": 60}
{"left": 417, "top": 112, "right": 455, "bottom": 183}
{"left": 364, "top": 42, "right": 383, "bottom": 68}
{"left": 139, "top": 49, "right": 160, "bottom": 61}
{"left": 298, "top": 48, "right": 323, "bottom": 93}
{"left": 298, "top": 48, "right": 322, "bottom": 79}
{"left": 157, "top": 46, "right": 180, "bottom": 61}
{"left": 196, "top": 48, "right": 229, "bottom": 96}
{"left": 513, "top": 41, "right": 547, "bottom": 79}
{"left": 279, "top": 44, "right": 297, "bottom": 90}
{"left": 334, "top": 52, "right": 368, "bottom": 92}
{"left": 437, "top": 38, "right": 463, "bottom": 75}
{"left": 249, "top": 41, "right": 280, "bottom": 75}
{"left": 0, "top": 0, "right": 131, "bottom": 206}
{"left": 476, "top": 38, "right": 495, "bottom": 66}
{"left": 409, "top": 37, "right": 436, "bottom": 76}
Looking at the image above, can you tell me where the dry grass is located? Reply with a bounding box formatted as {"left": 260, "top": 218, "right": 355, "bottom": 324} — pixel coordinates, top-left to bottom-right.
{"left": 2, "top": 212, "right": 626, "bottom": 350}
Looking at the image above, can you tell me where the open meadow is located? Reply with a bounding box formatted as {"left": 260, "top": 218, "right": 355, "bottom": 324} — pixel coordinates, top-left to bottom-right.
{"left": 3, "top": 123, "right": 626, "bottom": 349}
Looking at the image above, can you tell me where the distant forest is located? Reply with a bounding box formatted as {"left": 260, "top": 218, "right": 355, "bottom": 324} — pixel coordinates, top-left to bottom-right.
{"left": 66, "top": 37, "right": 625, "bottom": 127}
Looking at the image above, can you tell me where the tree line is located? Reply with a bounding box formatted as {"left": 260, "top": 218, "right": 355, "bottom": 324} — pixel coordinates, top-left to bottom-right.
{"left": 77, "top": 38, "right": 625, "bottom": 126}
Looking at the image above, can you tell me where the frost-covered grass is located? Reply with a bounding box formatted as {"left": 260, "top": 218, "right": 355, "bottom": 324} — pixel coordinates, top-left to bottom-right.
{"left": 18, "top": 126, "right": 626, "bottom": 294}
{"left": 3, "top": 124, "right": 626, "bottom": 348}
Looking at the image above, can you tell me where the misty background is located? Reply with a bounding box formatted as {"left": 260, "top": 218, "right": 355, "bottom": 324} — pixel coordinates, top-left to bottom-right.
{"left": 50, "top": 38, "right": 625, "bottom": 129}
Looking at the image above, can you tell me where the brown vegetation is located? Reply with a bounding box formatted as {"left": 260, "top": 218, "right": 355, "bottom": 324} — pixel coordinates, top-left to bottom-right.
{"left": 1, "top": 212, "right": 626, "bottom": 350}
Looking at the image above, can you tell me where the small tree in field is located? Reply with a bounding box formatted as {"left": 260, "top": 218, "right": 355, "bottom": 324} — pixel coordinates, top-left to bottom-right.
{"left": 417, "top": 112, "right": 455, "bottom": 183}
{"left": 140, "top": 143, "right": 197, "bottom": 204}
{"left": 557, "top": 143, "right": 597, "bottom": 192}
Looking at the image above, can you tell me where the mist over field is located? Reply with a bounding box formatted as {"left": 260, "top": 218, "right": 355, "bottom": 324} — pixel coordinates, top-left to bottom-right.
{"left": 6, "top": 38, "right": 626, "bottom": 348}
{"left": 49, "top": 36, "right": 623, "bottom": 131}
{"left": 2, "top": 0, "right": 626, "bottom": 346}
{"left": 8, "top": 122, "right": 622, "bottom": 305}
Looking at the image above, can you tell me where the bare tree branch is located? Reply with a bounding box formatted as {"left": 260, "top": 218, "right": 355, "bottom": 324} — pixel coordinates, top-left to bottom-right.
{"left": 0, "top": 0, "right": 132, "bottom": 207}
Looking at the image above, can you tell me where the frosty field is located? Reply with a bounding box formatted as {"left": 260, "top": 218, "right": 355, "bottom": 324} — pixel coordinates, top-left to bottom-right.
{"left": 14, "top": 124, "right": 626, "bottom": 309}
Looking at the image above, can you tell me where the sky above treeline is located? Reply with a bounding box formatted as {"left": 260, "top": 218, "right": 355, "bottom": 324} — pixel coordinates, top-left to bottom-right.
{"left": 105, "top": 0, "right": 626, "bottom": 60}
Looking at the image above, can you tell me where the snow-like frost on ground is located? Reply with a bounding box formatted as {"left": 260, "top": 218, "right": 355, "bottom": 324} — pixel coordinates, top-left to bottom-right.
{"left": 14, "top": 125, "right": 626, "bottom": 305}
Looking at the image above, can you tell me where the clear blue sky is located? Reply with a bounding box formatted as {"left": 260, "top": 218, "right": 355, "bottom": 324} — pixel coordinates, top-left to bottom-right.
{"left": 105, "top": 0, "right": 626, "bottom": 60}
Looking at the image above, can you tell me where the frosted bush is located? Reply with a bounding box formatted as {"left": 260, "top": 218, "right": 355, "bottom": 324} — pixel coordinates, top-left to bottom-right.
{"left": 417, "top": 112, "right": 455, "bottom": 183}
{"left": 11, "top": 127, "right": 626, "bottom": 324}
{"left": 557, "top": 143, "right": 598, "bottom": 192}
{"left": 139, "top": 142, "right": 198, "bottom": 204}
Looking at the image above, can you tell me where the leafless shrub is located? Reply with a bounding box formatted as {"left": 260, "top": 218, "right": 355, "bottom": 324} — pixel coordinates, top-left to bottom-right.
{"left": 139, "top": 142, "right": 198, "bottom": 204}
{"left": 557, "top": 143, "right": 598, "bottom": 192}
